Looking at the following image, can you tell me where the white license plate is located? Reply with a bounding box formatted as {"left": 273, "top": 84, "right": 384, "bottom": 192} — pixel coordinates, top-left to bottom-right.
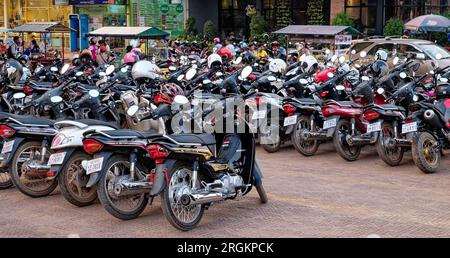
{"left": 323, "top": 118, "right": 337, "bottom": 129}
{"left": 402, "top": 122, "right": 417, "bottom": 134}
{"left": 47, "top": 152, "right": 66, "bottom": 166}
{"left": 85, "top": 157, "right": 104, "bottom": 175}
{"left": 252, "top": 110, "right": 266, "bottom": 120}
{"left": 284, "top": 116, "right": 297, "bottom": 126}
{"left": 367, "top": 122, "right": 382, "bottom": 133}
{"left": 1, "top": 140, "right": 14, "bottom": 154}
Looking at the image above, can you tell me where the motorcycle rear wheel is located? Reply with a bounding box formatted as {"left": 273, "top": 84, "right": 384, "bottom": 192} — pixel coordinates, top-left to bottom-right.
{"left": 412, "top": 132, "right": 440, "bottom": 174}
{"left": 161, "top": 162, "right": 204, "bottom": 231}
{"left": 291, "top": 115, "right": 319, "bottom": 156}
{"left": 59, "top": 152, "right": 97, "bottom": 207}
{"left": 259, "top": 119, "right": 281, "bottom": 153}
{"left": 333, "top": 119, "right": 361, "bottom": 161}
{"left": 376, "top": 122, "right": 404, "bottom": 166}
{"left": 10, "top": 141, "right": 57, "bottom": 197}
{"left": 0, "top": 172, "right": 13, "bottom": 190}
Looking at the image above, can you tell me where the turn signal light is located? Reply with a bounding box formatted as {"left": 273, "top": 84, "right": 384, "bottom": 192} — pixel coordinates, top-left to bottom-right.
{"left": 0, "top": 125, "right": 16, "bottom": 138}
{"left": 364, "top": 110, "right": 380, "bottom": 121}
{"left": 83, "top": 139, "right": 104, "bottom": 154}
{"left": 146, "top": 144, "right": 170, "bottom": 164}
{"left": 23, "top": 85, "right": 33, "bottom": 95}
{"left": 444, "top": 99, "right": 450, "bottom": 108}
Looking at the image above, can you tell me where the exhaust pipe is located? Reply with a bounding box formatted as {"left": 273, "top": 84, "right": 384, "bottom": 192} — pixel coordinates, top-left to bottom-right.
{"left": 302, "top": 131, "right": 331, "bottom": 140}
{"left": 113, "top": 180, "right": 152, "bottom": 197}
{"left": 181, "top": 192, "right": 225, "bottom": 206}
{"left": 347, "top": 135, "right": 372, "bottom": 146}
{"left": 424, "top": 109, "right": 445, "bottom": 129}
{"left": 22, "top": 160, "right": 51, "bottom": 178}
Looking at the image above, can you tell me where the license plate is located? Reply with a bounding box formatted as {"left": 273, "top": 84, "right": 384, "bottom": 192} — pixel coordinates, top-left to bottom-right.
{"left": 402, "top": 122, "right": 417, "bottom": 134}
{"left": 47, "top": 152, "right": 66, "bottom": 166}
{"left": 1, "top": 140, "right": 14, "bottom": 154}
{"left": 284, "top": 116, "right": 297, "bottom": 126}
{"left": 252, "top": 110, "right": 266, "bottom": 120}
{"left": 323, "top": 118, "right": 337, "bottom": 129}
{"left": 367, "top": 122, "right": 382, "bottom": 133}
{"left": 85, "top": 157, "right": 104, "bottom": 175}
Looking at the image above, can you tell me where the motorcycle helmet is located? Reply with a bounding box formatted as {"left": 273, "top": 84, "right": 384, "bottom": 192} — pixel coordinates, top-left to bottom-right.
{"left": 4, "top": 58, "right": 23, "bottom": 85}
{"left": 214, "top": 37, "right": 221, "bottom": 44}
{"left": 271, "top": 41, "right": 280, "bottom": 48}
{"left": 80, "top": 49, "right": 93, "bottom": 64}
{"left": 155, "top": 83, "right": 185, "bottom": 104}
{"left": 131, "top": 60, "right": 160, "bottom": 80}
{"left": 72, "top": 57, "right": 81, "bottom": 67}
{"left": 269, "top": 58, "right": 287, "bottom": 74}
{"left": 217, "top": 47, "right": 232, "bottom": 61}
{"left": 375, "top": 49, "right": 388, "bottom": 62}
{"left": 239, "top": 42, "right": 248, "bottom": 50}
{"left": 300, "top": 55, "right": 318, "bottom": 74}
{"left": 207, "top": 53, "right": 222, "bottom": 69}
{"left": 123, "top": 52, "right": 138, "bottom": 65}
{"left": 371, "top": 60, "right": 389, "bottom": 77}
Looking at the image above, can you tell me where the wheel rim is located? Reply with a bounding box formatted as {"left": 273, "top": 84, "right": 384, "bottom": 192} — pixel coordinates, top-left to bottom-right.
{"left": 16, "top": 146, "right": 53, "bottom": 192}
{"left": 168, "top": 168, "right": 202, "bottom": 224}
{"left": 337, "top": 122, "right": 359, "bottom": 155}
{"left": 66, "top": 158, "right": 96, "bottom": 200}
{"left": 423, "top": 138, "right": 438, "bottom": 165}
{"left": 104, "top": 161, "right": 146, "bottom": 213}
{"left": 260, "top": 120, "right": 280, "bottom": 146}
{"left": 295, "top": 119, "right": 316, "bottom": 151}
{"left": 381, "top": 126, "right": 402, "bottom": 160}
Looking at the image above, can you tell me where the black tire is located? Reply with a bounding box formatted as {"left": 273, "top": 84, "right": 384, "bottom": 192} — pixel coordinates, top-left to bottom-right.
{"left": 259, "top": 118, "right": 281, "bottom": 153}
{"left": 333, "top": 119, "right": 361, "bottom": 161}
{"left": 291, "top": 115, "right": 319, "bottom": 156}
{"left": 97, "top": 155, "right": 149, "bottom": 220}
{"left": 161, "top": 162, "right": 204, "bottom": 231}
{"left": 375, "top": 122, "right": 404, "bottom": 166}
{"left": 0, "top": 172, "right": 13, "bottom": 190}
{"left": 255, "top": 183, "right": 268, "bottom": 204}
{"left": 59, "top": 152, "right": 97, "bottom": 207}
{"left": 412, "top": 132, "right": 441, "bottom": 174}
{"left": 10, "top": 141, "right": 57, "bottom": 197}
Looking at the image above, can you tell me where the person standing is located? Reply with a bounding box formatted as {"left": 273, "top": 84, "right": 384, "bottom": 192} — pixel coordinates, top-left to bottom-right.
{"left": 7, "top": 36, "right": 22, "bottom": 59}
{"left": 88, "top": 38, "right": 98, "bottom": 63}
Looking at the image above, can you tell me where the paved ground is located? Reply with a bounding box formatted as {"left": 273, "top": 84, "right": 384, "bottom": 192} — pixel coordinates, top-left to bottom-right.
{"left": 0, "top": 143, "right": 450, "bottom": 238}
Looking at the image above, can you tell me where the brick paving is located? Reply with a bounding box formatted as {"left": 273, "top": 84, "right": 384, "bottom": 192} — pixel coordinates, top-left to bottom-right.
{"left": 0, "top": 143, "right": 449, "bottom": 238}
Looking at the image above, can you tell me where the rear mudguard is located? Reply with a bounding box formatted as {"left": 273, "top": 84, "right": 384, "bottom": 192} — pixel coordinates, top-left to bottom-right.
{"left": 86, "top": 151, "right": 114, "bottom": 188}
{"left": 0, "top": 137, "right": 26, "bottom": 168}
{"left": 149, "top": 159, "right": 177, "bottom": 196}
{"left": 324, "top": 115, "right": 340, "bottom": 137}
{"left": 252, "top": 161, "right": 264, "bottom": 187}
{"left": 49, "top": 148, "right": 77, "bottom": 177}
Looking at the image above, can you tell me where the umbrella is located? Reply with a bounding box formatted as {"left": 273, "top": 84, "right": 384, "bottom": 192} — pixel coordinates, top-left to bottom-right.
{"left": 404, "top": 14, "right": 450, "bottom": 33}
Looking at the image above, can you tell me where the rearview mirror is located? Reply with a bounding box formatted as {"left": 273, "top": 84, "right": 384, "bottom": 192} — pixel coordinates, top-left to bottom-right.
{"left": 331, "top": 55, "right": 338, "bottom": 63}
{"left": 60, "top": 64, "right": 70, "bottom": 75}
{"left": 174, "top": 95, "right": 189, "bottom": 106}
{"left": 127, "top": 105, "right": 139, "bottom": 117}
{"left": 336, "top": 85, "right": 345, "bottom": 91}
{"left": 327, "top": 72, "right": 334, "bottom": 78}
{"left": 360, "top": 51, "right": 367, "bottom": 58}
{"left": 233, "top": 56, "right": 243, "bottom": 65}
{"left": 89, "top": 90, "right": 100, "bottom": 98}
{"left": 13, "top": 92, "right": 25, "bottom": 99}
{"left": 393, "top": 57, "right": 399, "bottom": 65}
{"left": 185, "top": 68, "right": 197, "bottom": 80}
{"left": 299, "top": 78, "right": 308, "bottom": 85}
{"left": 105, "top": 65, "right": 115, "bottom": 76}
{"left": 75, "top": 71, "right": 83, "bottom": 77}
{"left": 241, "top": 66, "right": 253, "bottom": 79}
{"left": 267, "top": 76, "right": 277, "bottom": 82}
{"left": 361, "top": 76, "right": 370, "bottom": 81}
{"left": 50, "top": 96, "right": 63, "bottom": 103}
{"left": 399, "top": 72, "right": 407, "bottom": 79}
{"left": 51, "top": 67, "right": 58, "bottom": 72}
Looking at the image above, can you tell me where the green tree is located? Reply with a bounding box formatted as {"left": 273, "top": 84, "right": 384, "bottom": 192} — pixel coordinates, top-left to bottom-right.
{"left": 250, "top": 14, "right": 267, "bottom": 39}
{"left": 431, "top": 11, "right": 450, "bottom": 46}
{"left": 332, "top": 12, "right": 355, "bottom": 27}
{"left": 275, "top": 0, "right": 291, "bottom": 29}
{"left": 203, "top": 20, "right": 217, "bottom": 40}
{"left": 384, "top": 17, "right": 404, "bottom": 36}
{"left": 184, "top": 17, "right": 196, "bottom": 38}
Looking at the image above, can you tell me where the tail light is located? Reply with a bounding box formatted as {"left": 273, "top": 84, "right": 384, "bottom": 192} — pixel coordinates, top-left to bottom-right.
{"left": 320, "top": 91, "right": 329, "bottom": 97}
{"left": 364, "top": 110, "right": 380, "bottom": 121}
{"left": 23, "top": 85, "right": 33, "bottom": 95}
{"left": 0, "top": 125, "right": 16, "bottom": 138}
{"left": 322, "top": 107, "right": 336, "bottom": 116}
{"left": 283, "top": 103, "right": 296, "bottom": 116}
{"left": 254, "top": 97, "right": 262, "bottom": 105}
{"left": 146, "top": 144, "right": 170, "bottom": 164}
{"left": 444, "top": 99, "right": 450, "bottom": 108}
{"left": 83, "top": 139, "right": 104, "bottom": 154}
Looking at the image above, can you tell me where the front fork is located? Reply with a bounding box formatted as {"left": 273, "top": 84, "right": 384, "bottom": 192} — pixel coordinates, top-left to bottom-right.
{"left": 40, "top": 139, "right": 48, "bottom": 163}
{"left": 129, "top": 150, "right": 137, "bottom": 181}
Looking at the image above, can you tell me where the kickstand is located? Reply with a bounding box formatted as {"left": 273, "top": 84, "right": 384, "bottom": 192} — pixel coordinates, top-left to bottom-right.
{"left": 148, "top": 196, "right": 154, "bottom": 206}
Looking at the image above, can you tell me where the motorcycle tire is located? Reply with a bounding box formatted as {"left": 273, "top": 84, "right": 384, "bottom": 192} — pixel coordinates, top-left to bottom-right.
{"left": 161, "top": 161, "right": 205, "bottom": 231}
{"left": 97, "top": 154, "right": 149, "bottom": 220}
{"left": 333, "top": 119, "right": 361, "bottom": 162}
{"left": 412, "top": 132, "right": 440, "bottom": 174}
{"left": 10, "top": 141, "right": 57, "bottom": 197}
{"left": 291, "top": 115, "right": 319, "bottom": 156}
{"left": 259, "top": 118, "right": 281, "bottom": 153}
{"left": 59, "top": 152, "right": 97, "bottom": 207}
{"left": 375, "top": 122, "right": 404, "bottom": 166}
{"left": 0, "top": 172, "right": 13, "bottom": 190}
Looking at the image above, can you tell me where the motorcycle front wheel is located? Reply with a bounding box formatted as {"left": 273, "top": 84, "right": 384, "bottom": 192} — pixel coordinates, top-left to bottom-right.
{"left": 59, "top": 152, "right": 97, "bottom": 207}
{"left": 333, "top": 119, "right": 361, "bottom": 161}
{"left": 161, "top": 162, "right": 204, "bottom": 231}
{"left": 376, "top": 122, "right": 404, "bottom": 166}
{"left": 97, "top": 155, "right": 149, "bottom": 220}
{"left": 10, "top": 141, "right": 57, "bottom": 197}
{"left": 412, "top": 132, "right": 441, "bottom": 174}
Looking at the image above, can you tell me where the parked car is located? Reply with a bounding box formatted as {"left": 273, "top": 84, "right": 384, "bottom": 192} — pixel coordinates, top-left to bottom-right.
{"left": 350, "top": 37, "right": 450, "bottom": 76}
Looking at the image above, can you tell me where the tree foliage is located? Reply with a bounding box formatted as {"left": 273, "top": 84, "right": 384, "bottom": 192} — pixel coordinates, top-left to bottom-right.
{"left": 332, "top": 12, "right": 355, "bottom": 27}
{"left": 384, "top": 17, "right": 404, "bottom": 36}
{"left": 250, "top": 15, "right": 267, "bottom": 39}
{"left": 203, "top": 20, "right": 217, "bottom": 40}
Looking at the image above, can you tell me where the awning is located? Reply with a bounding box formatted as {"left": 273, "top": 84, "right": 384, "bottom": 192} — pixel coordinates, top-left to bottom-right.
{"left": 10, "top": 22, "right": 73, "bottom": 33}
{"left": 405, "top": 14, "right": 450, "bottom": 33}
{"left": 89, "top": 26, "right": 170, "bottom": 39}
{"left": 273, "top": 25, "right": 361, "bottom": 36}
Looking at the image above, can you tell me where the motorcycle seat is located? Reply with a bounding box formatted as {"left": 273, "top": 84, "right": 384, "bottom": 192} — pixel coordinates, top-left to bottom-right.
{"left": 168, "top": 133, "right": 216, "bottom": 146}
{"left": 373, "top": 104, "right": 406, "bottom": 112}
{"left": 77, "top": 119, "right": 120, "bottom": 130}
{"left": 292, "top": 98, "right": 317, "bottom": 105}
{"left": 327, "top": 100, "right": 362, "bottom": 108}
{"left": 100, "top": 129, "right": 160, "bottom": 139}
{"left": 1, "top": 113, "right": 54, "bottom": 127}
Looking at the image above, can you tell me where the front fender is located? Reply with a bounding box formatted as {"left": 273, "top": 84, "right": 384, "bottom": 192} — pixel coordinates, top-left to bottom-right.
{"left": 0, "top": 137, "right": 26, "bottom": 168}
{"left": 86, "top": 151, "right": 114, "bottom": 188}
{"left": 49, "top": 148, "right": 77, "bottom": 177}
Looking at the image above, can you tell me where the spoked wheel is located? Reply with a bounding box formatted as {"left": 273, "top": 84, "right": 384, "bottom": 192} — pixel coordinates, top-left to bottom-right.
{"left": 0, "top": 172, "right": 12, "bottom": 190}
{"left": 412, "top": 132, "right": 441, "bottom": 174}
{"left": 10, "top": 141, "right": 57, "bottom": 197}
{"left": 259, "top": 118, "right": 281, "bottom": 153}
{"left": 97, "top": 155, "right": 149, "bottom": 220}
{"left": 333, "top": 119, "right": 361, "bottom": 161}
{"left": 59, "top": 152, "right": 97, "bottom": 207}
{"left": 161, "top": 162, "right": 204, "bottom": 231}
{"left": 292, "top": 115, "right": 319, "bottom": 156}
{"left": 376, "top": 122, "right": 404, "bottom": 166}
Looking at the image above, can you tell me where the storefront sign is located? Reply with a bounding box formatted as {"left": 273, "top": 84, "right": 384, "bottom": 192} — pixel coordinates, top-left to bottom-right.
{"left": 54, "top": 0, "right": 70, "bottom": 5}
{"left": 175, "top": 4, "right": 184, "bottom": 14}
{"left": 68, "top": 0, "right": 125, "bottom": 4}
{"left": 335, "top": 35, "right": 352, "bottom": 45}
{"left": 160, "top": 4, "right": 170, "bottom": 14}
